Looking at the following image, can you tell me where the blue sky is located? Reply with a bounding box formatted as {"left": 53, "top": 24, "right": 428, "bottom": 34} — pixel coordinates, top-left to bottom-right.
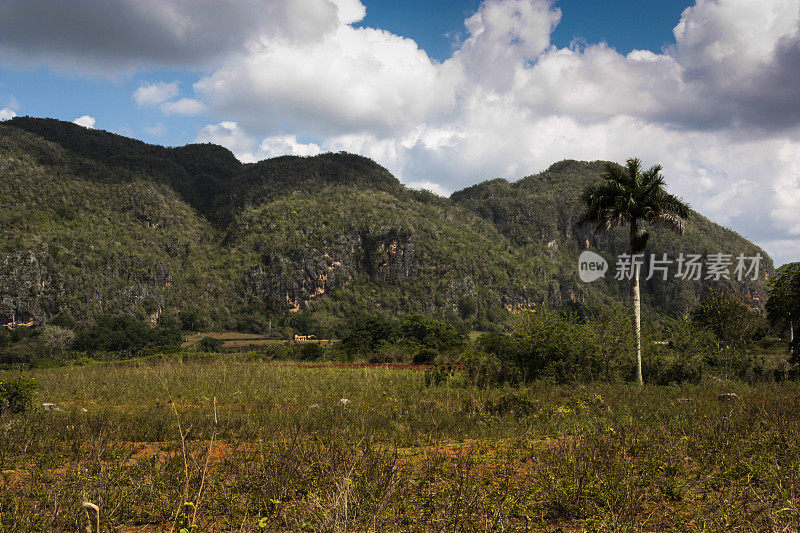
{"left": 0, "top": 0, "right": 798, "bottom": 266}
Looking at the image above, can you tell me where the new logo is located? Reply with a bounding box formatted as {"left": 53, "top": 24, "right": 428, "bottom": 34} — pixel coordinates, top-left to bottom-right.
{"left": 578, "top": 250, "right": 608, "bottom": 283}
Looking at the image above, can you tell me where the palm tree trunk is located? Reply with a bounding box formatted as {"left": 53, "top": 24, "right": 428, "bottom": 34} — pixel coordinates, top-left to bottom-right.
{"left": 633, "top": 267, "right": 643, "bottom": 386}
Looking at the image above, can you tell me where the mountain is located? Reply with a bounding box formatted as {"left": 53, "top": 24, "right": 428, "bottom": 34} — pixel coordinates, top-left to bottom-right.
{"left": 0, "top": 117, "right": 773, "bottom": 335}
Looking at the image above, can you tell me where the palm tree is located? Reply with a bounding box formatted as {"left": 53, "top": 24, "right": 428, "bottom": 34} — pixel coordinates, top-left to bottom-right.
{"left": 579, "top": 158, "right": 690, "bottom": 386}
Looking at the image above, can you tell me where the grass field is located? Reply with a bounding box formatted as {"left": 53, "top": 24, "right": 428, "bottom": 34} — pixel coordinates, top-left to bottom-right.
{"left": 2, "top": 355, "right": 800, "bottom": 531}
{"left": 182, "top": 333, "right": 334, "bottom": 350}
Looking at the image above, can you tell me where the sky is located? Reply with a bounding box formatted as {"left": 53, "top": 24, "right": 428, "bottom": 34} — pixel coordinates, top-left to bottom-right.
{"left": 0, "top": 0, "right": 798, "bottom": 266}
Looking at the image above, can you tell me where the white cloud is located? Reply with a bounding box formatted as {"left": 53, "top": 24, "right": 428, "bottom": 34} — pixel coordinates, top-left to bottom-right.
{"left": 195, "top": 122, "right": 321, "bottom": 162}
{"left": 195, "top": 25, "right": 463, "bottom": 137}
{"left": 405, "top": 180, "right": 450, "bottom": 197}
{"left": 160, "top": 98, "right": 205, "bottom": 115}
{"left": 454, "top": 0, "right": 561, "bottom": 90}
{"left": 133, "top": 81, "right": 179, "bottom": 106}
{"left": 196, "top": 121, "right": 255, "bottom": 159}
{"left": 329, "top": 0, "right": 366, "bottom": 24}
{"left": 73, "top": 115, "right": 95, "bottom": 128}
{"left": 0, "top": 0, "right": 348, "bottom": 74}
{"left": 259, "top": 135, "right": 322, "bottom": 158}
{"left": 0, "top": 107, "right": 16, "bottom": 121}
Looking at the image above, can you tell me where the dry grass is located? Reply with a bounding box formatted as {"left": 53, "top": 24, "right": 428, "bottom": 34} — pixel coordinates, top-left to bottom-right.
{"left": 2, "top": 357, "right": 800, "bottom": 531}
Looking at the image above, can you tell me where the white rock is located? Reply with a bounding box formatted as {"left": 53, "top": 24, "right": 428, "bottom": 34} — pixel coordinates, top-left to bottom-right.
{"left": 42, "top": 403, "right": 62, "bottom": 412}
{"left": 339, "top": 398, "right": 350, "bottom": 405}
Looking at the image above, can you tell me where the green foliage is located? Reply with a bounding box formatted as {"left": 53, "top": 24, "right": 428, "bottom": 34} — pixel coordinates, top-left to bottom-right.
{"left": 197, "top": 336, "right": 223, "bottom": 353}
{"left": 399, "top": 314, "right": 465, "bottom": 350}
{"left": 766, "top": 262, "right": 800, "bottom": 352}
{"left": 73, "top": 315, "right": 181, "bottom": 353}
{"left": 462, "top": 348, "right": 522, "bottom": 388}
{"left": 511, "top": 308, "right": 596, "bottom": 382}
{"left": 0, "top": 119, "right": 772, "bottom": 341}
{"left": 174, "top": 501, "right": 198, "bottom": 533}
{"left": 340, "top": 313, "right": 398, "bottom": 356}
{"left": 0, "top": 376, "right": 39, "bottom": 413}
{"left": 298, "top": 342, "right": 325, "bottom": 360}
{"left": 578, "top": 157, "right": 691, "bottom": 252}
{"left": 179, "top": 309, "right": 206, "bottom": 332}
{"left": 691, "top": 289, "right": 763, "bottom": 354}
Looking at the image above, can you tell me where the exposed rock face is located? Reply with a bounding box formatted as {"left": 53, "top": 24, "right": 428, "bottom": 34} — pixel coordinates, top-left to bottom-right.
{"left": 0, "top": 245, "right": 172, "bottom": 326}
{"left": 0, "top": 247, "right": 55, "bottom": 324}
{"left": 245, "top": 229, "right": 417, "bottom": 312}
{"left": 360, "top": 229, "right": 416, "bottom": 282}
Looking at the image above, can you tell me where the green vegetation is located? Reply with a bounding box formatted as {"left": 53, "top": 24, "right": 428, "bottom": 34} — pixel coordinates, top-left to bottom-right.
{"left": 2, "top": 358, "right": 800, "bottom": 531}
{"left": 0, "top": 118, "right": 772, "bottom": 340}
{"left": 0, "top": 375, "right": 39, "bottom": 413}
{"left": 767, "top": 262, "right": 800, "bottom": 355}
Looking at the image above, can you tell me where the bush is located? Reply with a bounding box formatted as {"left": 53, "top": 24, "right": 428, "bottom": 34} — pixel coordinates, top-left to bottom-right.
{"left": 340, "top": 313, "right": 398, "bottom": 356}
{"left": 413, "top": 347, "right": 437, "bottom": 365}
{"left": 73, "top": 315, "right": 181, "bottom": 353}
{"left": 198, "top": 336, "right": 224, "bottom": 353}
{"left": 424, "top": 366, "right": 449, "bottom": 386}
{"left": 400, "top": 314, "right": 465, "bottom": 350}
{"left": 298, "top": 342, "right": 325, "bottom": 360}
{"left": 462, "top": 349, "right": 522, "bottom": 388}
{"left": 510, "top": 308, "right": 592, "bottom": 382}
{"left": 0, "top": 376, "right": 39, "bottom": 413}
{"left": 178, "top": 308, "right": 206, "bottom": 332}
{"left": 39, "top": 325, "right": 75, "bottom": 355}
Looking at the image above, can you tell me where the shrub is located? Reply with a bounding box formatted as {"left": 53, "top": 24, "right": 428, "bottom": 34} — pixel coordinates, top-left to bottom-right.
{"left": 510, "top": 308, "right": 592, "bottom": 382}
{"left": 424, "top": 366, "right": 448, "bottom": 386}
{"left": 0, "top": 376, "right": 39, "bottom": 413}
{"left": 462, "top": 349, "right": 522, "bottom": 388}
{"left": 400, "top": 314, "right": 465, "bottom": 350}
{"left": 298, "top": 342, "right": 325, "bottom": 361}
{"left": 340, "top": 313, "right": 398, "bottom": 356}
{"left": 39, "top": 324, "right": 75, "bottom": 355}
{"left": 413, "top": 347, "right": 437, "bottom": 365}
{"left": 178, "top": 308, "right": 206, "bottom": 332}
{"left": 198, "top": 336, "right": 224, "bottom": 353}
{"left": 73, "top": 315, "right": 181, "bottom": 353}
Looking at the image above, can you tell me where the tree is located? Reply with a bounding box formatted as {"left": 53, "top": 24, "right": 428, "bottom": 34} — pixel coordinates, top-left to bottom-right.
{"left": 38, "top": 324, "right": 76, "bottom": 356}
{"left": 579, "top": 158, "right": 690, "bottom": 386}
{"left": 691, "top": 288, "right": 763, "bottom": 377}
{"left": 766, "top": 262, "right": 800, "bottom": 354}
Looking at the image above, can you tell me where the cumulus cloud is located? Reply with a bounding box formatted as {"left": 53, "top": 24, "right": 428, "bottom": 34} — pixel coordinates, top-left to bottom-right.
{"left": 195, "top": 25, "right": 462, "bottom": 137}
{"left": 195, "top": 121, "right": 321, "bottom": 162}
{"left": 133, "top": 82, "right": 179, "bottom": 106}
{"left": 160, "top": 98, "right": 205, "bottom": 115}
{"left": 329, "top": 0, "right": 367, "bottom": 24}
{"left": 73, "top": 115, "right": 95, "bottom": 128}
{"left": 0, "top": 107, "right": 16, "bottom": 121}
{"left": 259, "top": 135, "right": 322, "bottom": 158}
{"left": 0, "top": 0, "right": 351, "bottom": 73}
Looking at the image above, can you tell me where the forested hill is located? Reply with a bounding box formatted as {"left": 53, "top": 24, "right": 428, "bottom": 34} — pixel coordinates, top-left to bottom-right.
{"left": 0, "top": 117, "right": 772, "bottom": 334}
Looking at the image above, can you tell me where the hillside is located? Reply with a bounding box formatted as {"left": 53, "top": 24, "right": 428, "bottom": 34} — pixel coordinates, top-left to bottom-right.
{"left": 0, "top": 117, "right": 773, "bottom": 334}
